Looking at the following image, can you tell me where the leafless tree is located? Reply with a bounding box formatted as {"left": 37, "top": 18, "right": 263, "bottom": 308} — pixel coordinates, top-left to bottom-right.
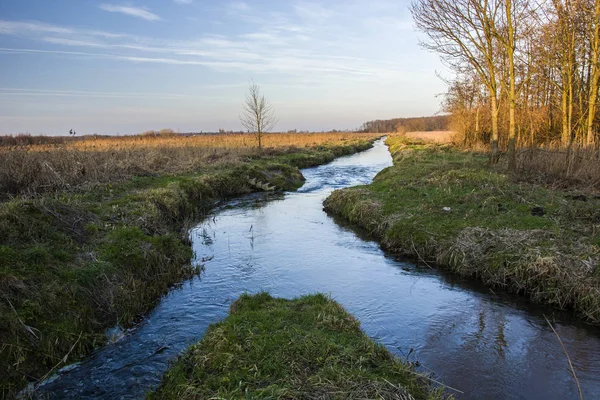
{"left": 411, "top": 0, "right": 504, "bottom": 163}
{"left": 239, "top": 81, "right": 277, "bottom": 150}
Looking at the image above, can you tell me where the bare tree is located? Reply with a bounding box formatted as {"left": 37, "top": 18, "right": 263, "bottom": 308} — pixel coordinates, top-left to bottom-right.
{"left": 239, "top": 81, "right": 277, "bottom": 150}
{"left": 426, "top": 0, "right": 600, "bottom": 164}
{"left": 496, "top": 0, "right": 535, "bottom": 171}
{"left": 411, "top": 0, "right": 503, "bottom": 163}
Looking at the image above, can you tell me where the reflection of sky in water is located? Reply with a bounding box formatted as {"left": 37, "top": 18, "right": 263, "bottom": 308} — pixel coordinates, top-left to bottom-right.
{"left": 38, "top": 139, "right": 600, "bottom": 400}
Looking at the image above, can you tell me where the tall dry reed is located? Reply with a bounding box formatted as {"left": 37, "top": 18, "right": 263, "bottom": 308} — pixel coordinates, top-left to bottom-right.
{"left": 512, "top": 146, "right": 600, "bottom": 191}
{"left": 0, "top": 132, "right": 378, "bottom": 199}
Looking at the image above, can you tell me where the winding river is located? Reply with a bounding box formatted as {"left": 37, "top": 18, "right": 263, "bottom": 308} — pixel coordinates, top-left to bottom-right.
{"left": 38, "top": 139, "right": 600, "bottom": 399}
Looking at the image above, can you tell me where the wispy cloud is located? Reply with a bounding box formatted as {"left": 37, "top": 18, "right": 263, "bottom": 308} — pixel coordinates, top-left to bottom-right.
{"left": 98, "top": 4, "right": 161, "bottom": 21}
{"left": 0, "top": 1, "right": 415, "bottom": 83}
{"left": 0, "top": 88, "right": 190, "bottom": 99}
{"left": 43, "top": 37, "right": 105, "bottom": 48}
{"left": 173, "top": 0, "right": 193, "bottom": 4}
{"left": 229, "top": 2, "right": 250, "bottom": 12}
{"left": 293, "top": 3, "right": 335, "bottom": 21}
{"left": 0, "top": 20, "right": 73, "bottom": 35}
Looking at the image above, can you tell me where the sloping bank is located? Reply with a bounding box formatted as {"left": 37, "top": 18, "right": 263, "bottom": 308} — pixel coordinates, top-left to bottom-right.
{"left": 0, "top": 140, "right": 373, "bottom": 397}
{"left": 324, "top": 136, "right": 600, "bottom": 324}
{"left": 150, "top": 293, "right": 446, "bottom": 400}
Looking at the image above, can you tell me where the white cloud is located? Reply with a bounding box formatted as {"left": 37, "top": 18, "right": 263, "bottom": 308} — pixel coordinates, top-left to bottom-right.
{"left": 173, "top": 0, "right": 193, "bottom": 4}
{"left": 293, "top": 3, "right": 335, "bottom": 21}
{"left": 0, "top": 88, "right": 189, "bottom": 99}
{"left": 43, "top": 37, "right": 105, "bottom": 47}
{"left": 0, "top": 20, "right": 73, "bottom": 35}
{"left": 0, "top": 0, "right": 426, "bottom": 83}
{"left": 230, "top": 2, "right": 250, "bottom": 12}
{"left": 98, "top": 4, "right": 161, "bottom": 21}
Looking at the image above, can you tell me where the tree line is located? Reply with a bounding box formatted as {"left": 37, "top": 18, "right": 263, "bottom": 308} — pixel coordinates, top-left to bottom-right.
{"left": 359, "top": 115, "right": 450, "bottom": 133}
{"left": 411, "top": 0, "right": 600, "bottom": 169}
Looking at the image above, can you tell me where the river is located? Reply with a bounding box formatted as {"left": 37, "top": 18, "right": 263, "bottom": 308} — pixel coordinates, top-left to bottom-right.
{"left": 37, "top": 138, "right": 600, "bottom": 399}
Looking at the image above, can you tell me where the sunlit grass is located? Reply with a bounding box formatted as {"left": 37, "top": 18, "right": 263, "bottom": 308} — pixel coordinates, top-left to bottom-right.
{"left": 150, "top": 293, "right": 447, "bottom": 400}
{"left": 0, "top": 132, "right": 379, "bottom": 199}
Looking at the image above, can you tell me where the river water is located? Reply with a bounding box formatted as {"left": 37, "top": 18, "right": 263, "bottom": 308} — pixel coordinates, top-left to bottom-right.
{"left": 38, "top": 139, "right": 600, "bottom": 399}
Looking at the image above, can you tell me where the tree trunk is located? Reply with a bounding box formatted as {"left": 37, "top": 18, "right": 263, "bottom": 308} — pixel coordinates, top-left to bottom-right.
{"left": 475, "top": 105, "right": 480, "bottom": 145}
{"left": 506, "top": 0, "right": 517, "bottom": 172}
{"left": 586, "top": 0, "right": 600, "bottom": 146}
{"left": 490, "top": 91, "right": 500, "bottom": 164}
{"left": 562, "top": 81, "right": 570, "bottom": 146}
{"left": 257, "top": 130, "right": 262, "bottom": 150}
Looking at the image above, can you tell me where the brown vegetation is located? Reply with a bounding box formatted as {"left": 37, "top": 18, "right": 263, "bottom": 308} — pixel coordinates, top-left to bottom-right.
{"left": 513, "top": 146, "right": 600, "bottom": 190}
{"left": 0, "top": 132, "right": 378, "bottom": 199}
{"left": 404, "top": 131, "right": 456, "bottom": 143}
{"left": 360, "top": 115, "right": 450, "bottom": 133}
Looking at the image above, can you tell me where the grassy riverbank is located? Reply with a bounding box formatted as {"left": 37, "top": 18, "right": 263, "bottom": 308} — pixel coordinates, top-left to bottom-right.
{"left": 150, "top": 293, "right": 446, "bottom": 400}
{"left": 324, "top": 136, "right": 600, "bottom": 324}
{"left": 0, "top": 136, "right": 375, "bottom": 397}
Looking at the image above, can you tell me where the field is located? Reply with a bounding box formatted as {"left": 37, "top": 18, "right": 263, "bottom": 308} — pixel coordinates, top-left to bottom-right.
{"left": 0, "top": 132, "right": 378, "bottom": 199}
{"left": 324, "top": 135, "right": 600, "bottom": 324}
{"left": 150, "top": 293, "right": 446, "bottom": 400}
{"left": 0, "top": 132, "right": 378, "bottom": 397}
{"left": 404, "top": 130, "right": 456, "bottom": 143}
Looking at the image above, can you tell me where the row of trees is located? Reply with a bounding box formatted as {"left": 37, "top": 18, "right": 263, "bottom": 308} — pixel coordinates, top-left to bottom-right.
{"left": 359, "top": 115, "right": 450, "bottom": 133}
{"left": 412, "top": 0, "right": 600, "bottom": 168}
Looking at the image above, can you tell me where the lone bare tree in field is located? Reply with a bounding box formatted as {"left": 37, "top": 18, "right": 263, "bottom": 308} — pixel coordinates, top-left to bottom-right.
{"left": 240, "top": 81, "right": 277, "bottom": 150}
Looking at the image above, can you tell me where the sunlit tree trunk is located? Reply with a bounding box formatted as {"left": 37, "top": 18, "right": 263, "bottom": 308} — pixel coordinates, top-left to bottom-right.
{"left": 505, "top": 0, "right": 518, "bottom": 172}
{"left": 586, "top": 0, "right": 600, "bottom": 146}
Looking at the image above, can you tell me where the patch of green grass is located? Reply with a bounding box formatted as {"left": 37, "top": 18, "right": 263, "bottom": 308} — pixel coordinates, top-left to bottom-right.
{"left": 324, "top": 136, "right": 600, "bottom": 324}
{"left": 150, "top": 293, "right": 446, "bottom": 400}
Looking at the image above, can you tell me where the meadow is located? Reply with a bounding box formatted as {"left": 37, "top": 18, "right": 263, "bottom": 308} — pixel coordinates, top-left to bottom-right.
{"left": 0, "top": 132, "right": 377, "bottom": 199}
{"left": 0, "top": 132, "right": 378, "bottom": 397}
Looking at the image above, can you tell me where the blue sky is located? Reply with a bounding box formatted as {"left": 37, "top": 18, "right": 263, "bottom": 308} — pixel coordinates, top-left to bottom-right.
{"left": 0, "top": 0, "right": 448, "bottom": 135}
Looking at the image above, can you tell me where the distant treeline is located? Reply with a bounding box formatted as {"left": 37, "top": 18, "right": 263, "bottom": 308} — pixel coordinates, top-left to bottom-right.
{"left": 359, "top": 115, "right": 450, "bottom": 133}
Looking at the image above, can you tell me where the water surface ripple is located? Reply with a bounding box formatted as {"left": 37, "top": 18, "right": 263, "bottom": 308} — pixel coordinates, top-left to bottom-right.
{"left": 39, "top": 139, "right": 600, "bottom": 399}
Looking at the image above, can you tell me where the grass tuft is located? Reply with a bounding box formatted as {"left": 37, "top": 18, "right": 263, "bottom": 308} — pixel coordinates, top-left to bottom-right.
{"left": 149, "top": 293, "right": 447, "bottom": 400}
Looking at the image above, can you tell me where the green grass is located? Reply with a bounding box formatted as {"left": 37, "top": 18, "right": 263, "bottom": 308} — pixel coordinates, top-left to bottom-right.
{"left": 149, "top": 293, "right": 446, "bottom": 400}
{"left": 324, "top": 136, "right": 600, "bottom": 324}
{"left": 0, "top": 140, "right": 374, "bottom": 398}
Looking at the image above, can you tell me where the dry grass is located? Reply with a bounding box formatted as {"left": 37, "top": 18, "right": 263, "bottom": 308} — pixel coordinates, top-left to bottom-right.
{"left": 0, "top": 132, "right": 378, "bottom": 199}
{"left": 440, "top": 227, "right": 600, "bottom": 322}
{"left": 512, "top": 146, "right": 600, "bottom": 191}
{"left": 3, "top": 132, "right": 374, "bottom": 152}
{"left": 403, "top": 131, "right": 457, "bottom": 143}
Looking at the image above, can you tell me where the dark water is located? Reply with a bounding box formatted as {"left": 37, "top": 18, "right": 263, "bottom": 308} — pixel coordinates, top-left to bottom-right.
{"left": 37, "top": 139, "right": 600, "bottom": 399}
